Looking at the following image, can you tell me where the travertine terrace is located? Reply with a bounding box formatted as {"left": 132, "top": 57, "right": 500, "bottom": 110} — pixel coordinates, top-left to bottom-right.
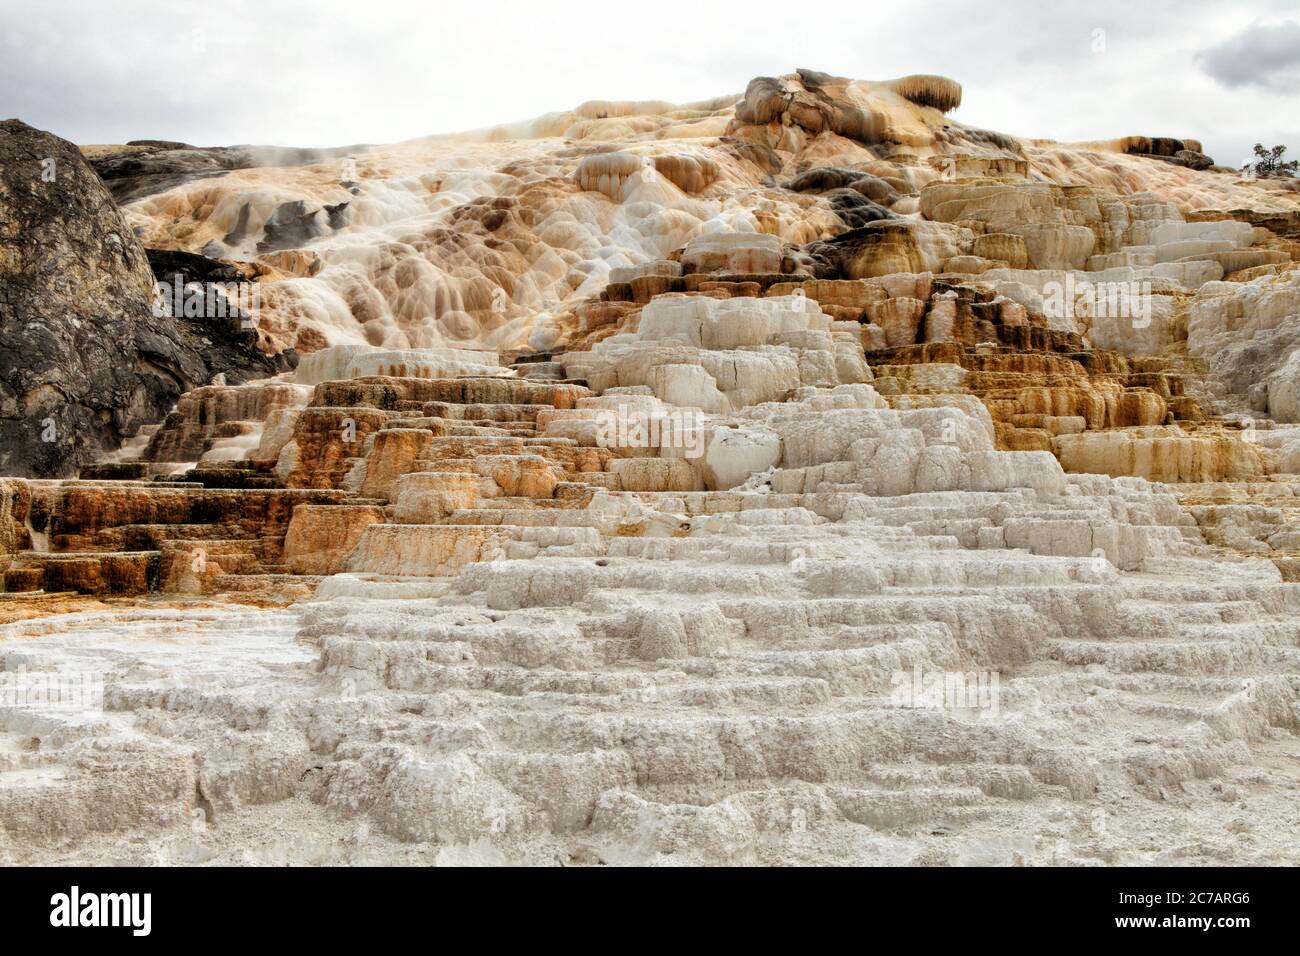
{"left": 2, "top": 69, "right": 1300, "bottom": 865}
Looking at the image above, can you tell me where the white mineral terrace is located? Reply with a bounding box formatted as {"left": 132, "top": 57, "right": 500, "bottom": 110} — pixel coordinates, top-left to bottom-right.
{"left": 4, "top": 294, "right": 1299, "bottom": 865}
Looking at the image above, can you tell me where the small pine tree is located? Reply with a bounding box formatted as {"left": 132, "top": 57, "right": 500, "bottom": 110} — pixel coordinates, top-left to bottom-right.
{"left": 1242, "top": 144, "right": 1299, "bottom": 178}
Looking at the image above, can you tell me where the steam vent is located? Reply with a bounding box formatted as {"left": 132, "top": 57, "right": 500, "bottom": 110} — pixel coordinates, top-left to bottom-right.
{"left": 3, "top": 68, "right": 1300, "bottom": 866}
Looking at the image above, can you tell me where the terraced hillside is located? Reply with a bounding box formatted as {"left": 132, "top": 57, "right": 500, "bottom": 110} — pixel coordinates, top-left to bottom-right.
{"left": 2, "top": 69, "right": 1299, "bottom": 865}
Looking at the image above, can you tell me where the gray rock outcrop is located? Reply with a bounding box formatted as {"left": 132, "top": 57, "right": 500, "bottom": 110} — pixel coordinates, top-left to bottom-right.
{"left": 0, "top": 119, "right": 287, "bottom": 477}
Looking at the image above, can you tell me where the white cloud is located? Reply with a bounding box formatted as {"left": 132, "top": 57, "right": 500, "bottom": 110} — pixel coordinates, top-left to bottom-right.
{"left": 0, "top": 0, "right": 1296, "bottom": 169}
{"left": 1196, "top": 19, "right": 1300, "bottom": 91}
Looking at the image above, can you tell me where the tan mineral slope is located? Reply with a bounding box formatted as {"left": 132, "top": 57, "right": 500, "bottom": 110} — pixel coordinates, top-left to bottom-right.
{"left": 1, "top": 70, "right": 1299, "bottom": 866}
{"left": 107, "top": 69, "right": 1299, "bottom": 355}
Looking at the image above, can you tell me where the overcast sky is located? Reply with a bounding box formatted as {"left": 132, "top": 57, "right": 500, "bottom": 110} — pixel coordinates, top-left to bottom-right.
{"left": 2, "top": 0, "right": 1298, "bottom": 168}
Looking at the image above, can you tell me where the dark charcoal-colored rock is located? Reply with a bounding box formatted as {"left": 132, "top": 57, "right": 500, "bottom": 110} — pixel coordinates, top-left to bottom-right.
{"left": 846, "top": 173, "right": 900, "bottom": 205}
{"left": 89, "top": 141, "right": 372, "bottom": 204}
{"left": 0, "top": 119, "right": 289, "bottom": 478}
{"left": 785, "top": 167, "right": 865, "bottom": 192}
{"left": 786, "top": 167, "right": 900, "bottom": 207}
{"left": 89, "top": 146, "right": 235, "bottom": 204}
{"left": 953, "top": 126, "right": 1022, "bottom": 153}
{"left": 325, "top": 201, "right": 351, "bottom": 230}
{"left": 1172, "top": 149, "right": 1214, "bottom": 170}
{"left": 125, "top": 139, "right": 192, "bottom": 149}
{"left": 220, "top": 196, "right": 351, "bottom": 254}
{"left": 257, "top": 200, "right": 330, "bottom": 252}
{"left": 144, "top": 246, "right": 297, "bottom": 382}
{"left": 221, "top": 201, "right": 253, "bottom": 246}
{"left": 1118, "top": 136, "right": 1215, "bottom": 171}
{"left": 793, "top": 220, "right": 939, "bottom": 279}
{"left": 77, "top": 462, "right": 149, "bottom": 480}
{"left": 1132, "top": 149, "right": 1216, "bottom": 171}
{"left": 146, "top": 247, "right": 250, "bottom": 290}
{"left": 1145, "top": 137, "right": 1187, "bottom": 157}
{"left": 824, "top": 188, "right": 898, "bottom": 229}
{"left": 794, "top": 67, "right": 840, "bottom": 89}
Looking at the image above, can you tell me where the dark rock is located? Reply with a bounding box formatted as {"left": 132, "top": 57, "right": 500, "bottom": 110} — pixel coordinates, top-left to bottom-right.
{"left": 89, "top": 142, "right": 372, "bottom": 204}
{"left": 143, "top": 247, "right": 298, "bottom": 381}
{"left": 257, "top": 200, "right": 327, "bottom": 252}
{"left": 1134, "top": 148, "right": 1216, "bottom": 171}
{"left": 950, "top": 126, "right": 1021, "bottom": 153}
{"left": 1118, "top": 136, "right": 1215, "bottom": 170}
{"left": 0, "top": 119, "right": 289, "bottom": 478}
{"left": 221, "top": 201, "right": 253, "bottom": 246}
{"left": 786, "top": 167, "right": 900, "bottom": 205}
{"left": 324, "top": 201, "right": 351, "bottom": 230}
{"left": 88, "top": 147, "right": 234, "bottom": 205}
{"left": 250, "top": 199, "right": 351, "bottom": 253}
{"left": 146, "top": 247, "right": 249, "bottom": 288}
{"left": 786, "top": 167, "right": 866, "bottom": 192}
{"left": 1146, "top": 137, "right": 1186, "bottom": 157}
{"left": 795, "top": 220, "right": 936, "bottom": 279}
{"left": 824, "top": 188, "right": 898, "bottom": 228}
{"left": 1172, "top": 149, "right": 1214, "bottom": 170}
{"left": 124, "top": 139, "right": 192, "bottom": 150}
{"left": 846, "top": 173, "right": 900, "bottom": 205}
{"left": 794, "top": 67, "right": 840, "bottom": 88}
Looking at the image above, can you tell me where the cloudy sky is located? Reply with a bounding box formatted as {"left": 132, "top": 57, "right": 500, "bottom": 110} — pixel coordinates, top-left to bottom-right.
{"left": 2, "top": 0, "right": 1298, "bottom": 168}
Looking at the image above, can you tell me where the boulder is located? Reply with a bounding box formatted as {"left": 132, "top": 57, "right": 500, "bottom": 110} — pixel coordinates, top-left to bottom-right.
{"left": 0, "top": 120, "right": 283, "bottom": 477}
